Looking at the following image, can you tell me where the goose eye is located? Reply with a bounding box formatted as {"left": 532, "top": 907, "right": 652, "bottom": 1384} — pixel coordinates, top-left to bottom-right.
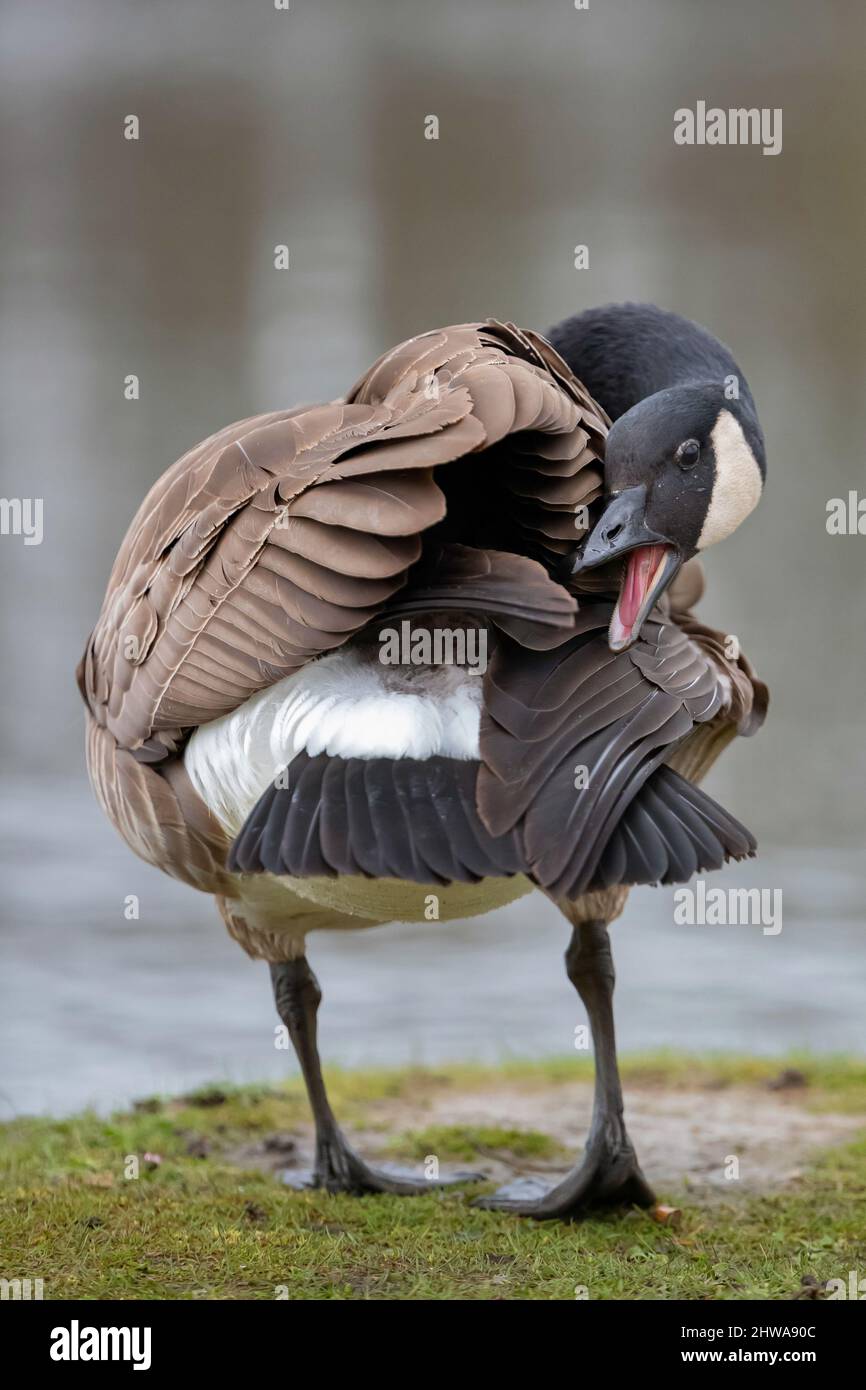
{"left": 676, "top": 439, "right": 700, "bottom": 468}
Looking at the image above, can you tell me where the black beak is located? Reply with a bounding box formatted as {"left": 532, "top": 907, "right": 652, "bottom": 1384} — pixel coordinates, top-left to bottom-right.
{"left": 568, "top": 485, "right": 666, "bottom": 574}
{"left": 563, "top": 485, "right": 683, "bottom": 652}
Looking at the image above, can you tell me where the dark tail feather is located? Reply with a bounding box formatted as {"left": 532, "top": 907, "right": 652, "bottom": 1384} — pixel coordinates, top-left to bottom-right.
{"left": 228, "top": 751, "right": 755, "bottom": 898}
{"left": 228, "top": 751, "right": 525, "bottom": 885}
{"left": 589, "top": 765, "right": 756, "bottom": 892}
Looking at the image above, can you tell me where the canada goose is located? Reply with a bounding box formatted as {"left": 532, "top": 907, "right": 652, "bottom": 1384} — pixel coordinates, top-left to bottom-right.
{"left": 78, "top": 308, "right": 767, "bottom": 1219}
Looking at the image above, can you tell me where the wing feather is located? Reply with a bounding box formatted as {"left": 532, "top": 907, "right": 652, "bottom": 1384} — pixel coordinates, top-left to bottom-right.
{"left": 79, "top": 319, "right": 766, "bottom": 908}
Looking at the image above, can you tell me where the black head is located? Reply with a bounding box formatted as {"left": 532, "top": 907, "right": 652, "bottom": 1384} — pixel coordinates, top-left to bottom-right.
{"left": 568, "top": 384, "right": 765, "bottom": 650}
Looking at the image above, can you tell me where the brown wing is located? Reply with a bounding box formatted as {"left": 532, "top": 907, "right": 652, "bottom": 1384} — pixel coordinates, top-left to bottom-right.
{"left": 79, "top": 322, "right": 609, "bottom": 888}
{"left": 85, "top": 717, "right": 232, "bottom": 895}
{"left": 80, "top": 322, "right": 607, "bottom": 760}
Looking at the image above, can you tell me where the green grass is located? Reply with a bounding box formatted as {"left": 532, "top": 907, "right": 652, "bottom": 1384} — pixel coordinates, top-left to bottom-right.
{"left": 2, "top": 1053, "right": 865, "bottom": 1300}
{"left": 386, "top": 1123, "right": 565, "bottom": 1162}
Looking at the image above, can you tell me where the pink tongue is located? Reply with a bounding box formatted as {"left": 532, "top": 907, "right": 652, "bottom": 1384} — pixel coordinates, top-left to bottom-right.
{"left": 618, "top": 544, "right": 666, "bottom": 631}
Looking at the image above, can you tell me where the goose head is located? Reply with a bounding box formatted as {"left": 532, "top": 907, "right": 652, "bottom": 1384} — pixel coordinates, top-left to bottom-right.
{"left": 567, "top": 384, "right": 765, "bottom": 650}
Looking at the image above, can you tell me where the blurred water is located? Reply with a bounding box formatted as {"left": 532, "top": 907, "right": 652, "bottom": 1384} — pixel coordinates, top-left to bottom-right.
{"left": 1, "top": 778, "right": 863, "bottom": 1118}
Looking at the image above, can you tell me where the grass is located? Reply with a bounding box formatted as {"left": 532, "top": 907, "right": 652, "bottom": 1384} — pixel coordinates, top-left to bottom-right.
{"left": 2, "top": 1053, "right": 865, "bottom": 1300}
{"left": 386, "top": 1123, "right": 565, "bottom": 1162}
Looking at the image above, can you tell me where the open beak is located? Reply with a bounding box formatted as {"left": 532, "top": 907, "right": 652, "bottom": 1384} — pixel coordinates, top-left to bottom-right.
{"left": 566, "top": 485, "right": 682, "bottom": 651}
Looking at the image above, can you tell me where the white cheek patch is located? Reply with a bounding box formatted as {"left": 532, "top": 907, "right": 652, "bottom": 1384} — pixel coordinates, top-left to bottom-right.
{"left": 696, "top": 409, "right": 763, "bottom": 550}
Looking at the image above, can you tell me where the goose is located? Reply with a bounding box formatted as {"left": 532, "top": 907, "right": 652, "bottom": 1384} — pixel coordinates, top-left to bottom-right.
{"left": 78, "top": 307, "right": 767, "bottom": 1219}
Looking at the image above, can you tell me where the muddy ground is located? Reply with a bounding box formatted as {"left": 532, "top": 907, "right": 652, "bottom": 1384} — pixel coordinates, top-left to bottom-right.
{"left": 226, "top": 1073, "right": 864, "bottom": 1198}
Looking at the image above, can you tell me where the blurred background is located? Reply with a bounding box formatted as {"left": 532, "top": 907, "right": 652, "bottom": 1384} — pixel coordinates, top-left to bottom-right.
{"left": 2, "top": 0, "right": 864, "bottom": 1116}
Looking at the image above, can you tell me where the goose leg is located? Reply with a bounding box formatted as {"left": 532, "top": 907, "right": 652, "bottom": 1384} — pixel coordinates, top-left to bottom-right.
{"left": 473, "top": 917, "right": 655, "bottom": 1218}
{"left": 270, "top": 958, "right": 482, "bottom": 1195}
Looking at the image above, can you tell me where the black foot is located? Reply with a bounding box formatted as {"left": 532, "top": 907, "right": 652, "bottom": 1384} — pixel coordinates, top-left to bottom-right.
{"left": 473, "top": 1130, "right": 655, "bottom": 1220}
{"left": 282, "top": 1134, "right": 483, "bottom": 1196}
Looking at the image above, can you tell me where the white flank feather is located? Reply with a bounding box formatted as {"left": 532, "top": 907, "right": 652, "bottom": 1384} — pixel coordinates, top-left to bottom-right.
{"left": 184, "top": 646, "right": 484, "bottom": 836}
